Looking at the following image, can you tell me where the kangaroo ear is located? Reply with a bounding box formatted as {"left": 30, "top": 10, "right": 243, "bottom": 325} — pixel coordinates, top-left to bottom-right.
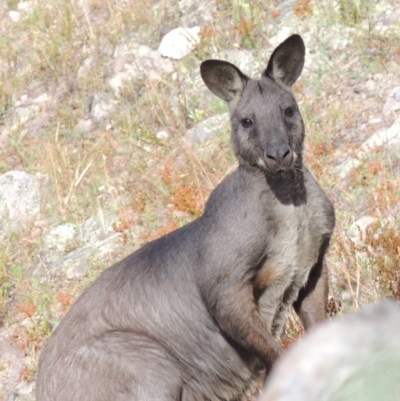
{"left": 264, "top": 34, "right": 305, "bottom": 88}
{"left": 200, "top": 60, "right": 248, "bottom": 104}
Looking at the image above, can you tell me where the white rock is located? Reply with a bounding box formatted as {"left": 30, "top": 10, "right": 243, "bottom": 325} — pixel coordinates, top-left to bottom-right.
{"left": 89, "top": 92, "right": 115, "bottom": 120}
{"left": 365, "top": 79, "right": 376, "bottom": 92}
{"left": 32, "top": 93, "right": 50, "bottom": 103}
{"left": 17, "top": 2, "right": 33, "bottom": 12}
{"left": 34, "top": 212, "right": 121, "bottom": 278}
{"left": 336, "top": 119, "right": 400, "bottom": 179}
{"left": 178, "top": 0, "right": 216, "bottom": 26}
{"left": 158, "top": 26, "right": 201, "bottom": 60}
{"left": 40, "top": 223, "right": 78, "bottom": 264}
{"left": 156, "top": 130, "right": 169, "bottom": 140}
{"left": 109, "top": 45, "right": 174, "bottom": 96}
{"left": 11, "top": 93, "right": 50, "bottom": 128}
{"left": 79, "top": 212, "right": 118, "bottom": 245}
{"left": 383, "top": 86, "right": 400, "bottom": 115}
{"left": 0, "top": 171, "right": 41, "bottom": 231}
{"left": 348, "top": 216, "right": 378, "bottom": 247}
{"left": 362, "top": 120, "right": 400, "bottom": 151}
{"left": 13, "top": 104, "right": 40, "bottom": 127}
{"left": 185, "top": 113, "right": 229, "bottom": 146}
{"left": 9, "top": 10, "right": 21, "bottom": 22}
{"left": 109, "top": 72, "right": 130, "bottom": 97}
{"left": 0, "top": 333, "right": 27, "bottom": 401}
{"left": 333, "top": 158, "right": 361, "bottom": 180}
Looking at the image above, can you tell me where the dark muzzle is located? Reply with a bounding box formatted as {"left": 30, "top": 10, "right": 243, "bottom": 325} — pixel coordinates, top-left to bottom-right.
{"left": 264, "top": 144, "right": 294, "bottom": 172}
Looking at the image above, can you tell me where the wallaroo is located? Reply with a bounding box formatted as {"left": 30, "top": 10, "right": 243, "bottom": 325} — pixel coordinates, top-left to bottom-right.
{"left": 37, "top": 34, "right": 335, "bottom": 401}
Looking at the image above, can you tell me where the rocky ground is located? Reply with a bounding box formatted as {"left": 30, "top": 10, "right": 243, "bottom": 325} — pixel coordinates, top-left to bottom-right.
{"left": 0, "top": 0, "right": 399, "bottom": 399}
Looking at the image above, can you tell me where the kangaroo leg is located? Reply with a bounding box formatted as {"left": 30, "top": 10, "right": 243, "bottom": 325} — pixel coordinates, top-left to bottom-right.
{"left": 109, "top": 333, "right": 184, "bottom": 401}
{"left": 207, "top": 279, "right": 282, "bottom": 371}
{"left": 133, "top": 377, "right": 183, "bottom": 401}
{"left": 293, "top": 238, "right": 330, "bottom": 330}
{"left": 46, "top": 331, "right": 184, "bottom": 401}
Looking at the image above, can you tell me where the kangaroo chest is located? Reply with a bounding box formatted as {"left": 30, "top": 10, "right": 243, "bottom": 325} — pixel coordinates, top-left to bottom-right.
{"left": 254, "top": 202, "right": 321, "bottom": 333}
{"left": 257, "top": 203, "right": 319, "bottom": 277}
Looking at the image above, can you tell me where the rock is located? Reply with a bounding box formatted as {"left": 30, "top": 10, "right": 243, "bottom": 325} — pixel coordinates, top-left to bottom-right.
{"left": 333, "top": 158, "right": 360, "bottom": 180}
{"left": 113, "top": 34, "right": 140, "bottom": 58}
{"left": 77, "top": 55, "right": 97, "bottom": 79}
{"left": 79, "top": 212, "right": 119, "bottom": 245}
{"left": 62, "top": 233, "right": 122, "bottom": 279}
{"left": 178, "top": 0, "right": 215, "bottom": 26}
{"left": 383, "top": 86, "right": 400, "bottom": 115}
{"left": 158, "top": 26, "right": 201, "bottom": 60}
{"left": 17, "top": 2, "right": 33, "bottom": 13}
{"left": 361, "top": 120, "right": 400, "bottom": 151}
{"left": 260, "top": 300, "right": 400, "bottom": 401}
{"left": 108, "top": 72, "right": 133, "bottom": 97}
{"left": 8, "top": 92, "right": 51, "bottom": 131}
{"left": 89, "top": 92, "right": 115, "bottom": 120}
{"left": 75, "top": 118, "right": 94, "bottom": 133}
{"left": 110, "top": 39, "right": 174, "bottom": 96}
{"left": 334, "top": 119, "right": 400, "bottom": 179}
{"left": 378, "top": 10, "right": 400, "bottom": 28}
{"left": 8, "top": 381, "right": 36, "bottom": 401}
{"left": 0, "top": 333, "right": 27, "bottom": 401}
{"left": 365, "top": 79, "right": 377, "bottom": 92}
{"left": 156, "top": 130, "right": 169, "bottom": 140}
{"left": 9, "top": 10, "right": 21, "bottom": 22}
{"left": 13, "top": 104, "right": 40, "bottom": 127}
{"left": 348, "top": 216, "right": 378, "bottom": 248}
{"left": 0, "top": 171, "right": 41, "bottom": 232}
{"left": 34, "top": 212, "right": 123, "bottom": 278}
{"left": 185, "top": 113, "right": 229, "bottom": 146}
{"left": 211, "top": 49, "right": 264, "bottom": 78}
{"left": 39, "top": 223, "right": 78, "bottom": 265}
{"left": 31, "top": 94, "right": 50, "bottom": 104}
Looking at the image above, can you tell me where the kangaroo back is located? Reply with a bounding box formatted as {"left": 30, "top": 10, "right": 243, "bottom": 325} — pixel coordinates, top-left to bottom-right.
{"left": 36, "top": 35, "right": 334, "bottom": 401}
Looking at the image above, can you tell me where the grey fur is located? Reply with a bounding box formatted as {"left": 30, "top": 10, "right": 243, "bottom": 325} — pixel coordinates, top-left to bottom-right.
{"left": 36, "top": 34, "right": 334, "bottom": 401}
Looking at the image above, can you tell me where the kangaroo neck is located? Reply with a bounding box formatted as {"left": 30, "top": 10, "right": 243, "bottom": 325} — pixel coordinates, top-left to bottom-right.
{"left": 240, "top": 164, "right": 307, "bottom": 207}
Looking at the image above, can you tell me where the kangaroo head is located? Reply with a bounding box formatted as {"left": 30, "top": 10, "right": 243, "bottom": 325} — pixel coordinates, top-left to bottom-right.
{"left": 200, "top": 34, "right": 305, "bottom": 174}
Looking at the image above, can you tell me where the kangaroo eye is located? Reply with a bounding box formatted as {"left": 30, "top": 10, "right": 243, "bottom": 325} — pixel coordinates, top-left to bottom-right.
{"left": 284, "top": 107, "right": 295, "bottom": 118}
{"left": 240, "top": 118, "right": 253, "bottom": 128}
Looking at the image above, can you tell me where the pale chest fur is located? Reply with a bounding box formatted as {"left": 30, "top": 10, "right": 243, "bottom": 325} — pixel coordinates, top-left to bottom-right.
{"left": 255, "top": 203, "right": 322, "bottom": 336}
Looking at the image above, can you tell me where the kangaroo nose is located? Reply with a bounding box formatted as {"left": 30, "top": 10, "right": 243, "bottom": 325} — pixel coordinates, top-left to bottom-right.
{"left": 265, "top": 144, "right": 292, "bottom": 166}
{"left": 264, "top": 144, "right": 294, "bottom": 172}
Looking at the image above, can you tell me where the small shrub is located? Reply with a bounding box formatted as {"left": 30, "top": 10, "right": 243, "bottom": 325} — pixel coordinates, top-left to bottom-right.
{"left": 364, "top": 221, "right": 400, "bottom": 300}
{"left": 339, "top": 0, "right": 364, "bottom": 25}
{"left": 170, "top": 184, "right": 205, "bottom": 217}
{"left": 293, "top": 0, "right": 312, "bottom": 18}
